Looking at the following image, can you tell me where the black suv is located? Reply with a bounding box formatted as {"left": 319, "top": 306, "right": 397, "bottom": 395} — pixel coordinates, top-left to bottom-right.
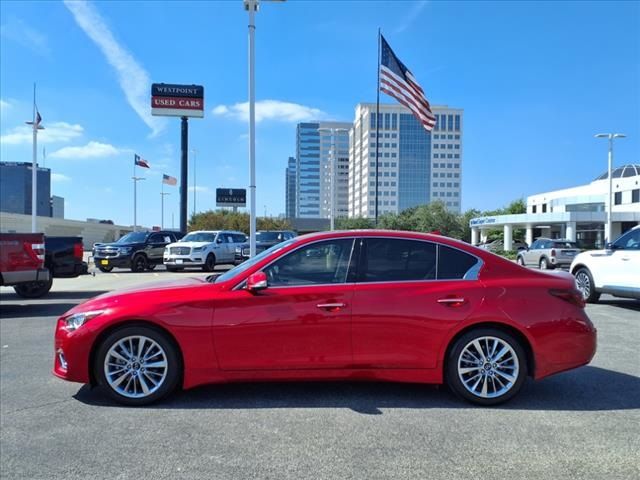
{"left": 93, "top": 231, "right": 180, "bottom": 272}
{"left": 234, "top": 230, "right": 297, "bottom": 264}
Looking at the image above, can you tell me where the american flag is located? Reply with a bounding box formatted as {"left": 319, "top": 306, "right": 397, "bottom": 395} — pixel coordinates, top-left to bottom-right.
{"left": 162, "top": 174, "right": 177, "bottom": 186}
{"left": 134, "top": 154, "right": 150, "bottom": 168}
{"left": 379, "top": 35, "right": 436, "bottom": 131}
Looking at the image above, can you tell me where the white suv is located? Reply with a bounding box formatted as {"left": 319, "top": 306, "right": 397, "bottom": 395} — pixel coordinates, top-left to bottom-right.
{"left": 570, "top": 225, "right": 640, "bottom": 302}
{"left": 163, "top": 230, "right": 247, "bottom": 272}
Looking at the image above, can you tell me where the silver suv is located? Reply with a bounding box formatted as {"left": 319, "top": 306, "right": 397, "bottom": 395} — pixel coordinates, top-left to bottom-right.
{"left": 516, "top": 238, "right": 581, "bottom": 269}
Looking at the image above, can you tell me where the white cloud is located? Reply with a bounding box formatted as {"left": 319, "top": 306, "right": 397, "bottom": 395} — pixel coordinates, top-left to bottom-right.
{"left": 0, "top": 99, "right": 12, "bottom": 113}
{"left": 188, "top": 185, "right": 212, "bottom": 193}
{"left": 0, "top": 122, "right": 84, "bottom": 145}
{"left": 64, "top": 1, "right": 166, "bottom": 136}
{"left": 50, "top": 141, "right": 123, "bottom": 159}
{"left": 51, "top": 173, "right": 71, "bottom": 183}
{"left": 395, "top": 1, "right": 429, "bottom": 34}
{"left": 0, "top": 17, "right": 51, "bottom": 57}
{"left": 212, "top": 100, "right": 328, "bottom": 123}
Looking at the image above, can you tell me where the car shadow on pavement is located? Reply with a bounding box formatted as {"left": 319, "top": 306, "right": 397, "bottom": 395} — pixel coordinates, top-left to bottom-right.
{"left": 597, "top": 299, "right": 640, "bottom": 312}
{"left": 0, "top": 291, "right": 107, "bottom": 319}
{"left": 73, "top": 365, "right": 640, "bottom": 414}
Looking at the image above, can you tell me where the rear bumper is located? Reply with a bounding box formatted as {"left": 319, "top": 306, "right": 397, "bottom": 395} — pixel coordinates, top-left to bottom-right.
{"left": 1, "top": 267, "right": 50, "bottom": 286}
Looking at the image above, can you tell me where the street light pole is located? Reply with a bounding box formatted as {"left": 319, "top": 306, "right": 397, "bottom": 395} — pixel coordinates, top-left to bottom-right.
{"left": 191, "top": 148, "right": 198, "bottom": 217}
{"left": 595, "top": 133, "right": 626, "bottom": 244}
{"left": 132, "top": 176, "right": 146, "bottom": 232}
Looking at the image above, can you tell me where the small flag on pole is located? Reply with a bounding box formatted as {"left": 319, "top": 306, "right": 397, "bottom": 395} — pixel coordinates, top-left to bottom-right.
{"left": 134, "top": 154, "right": 150, "bottom": 168}
{"left": 162, "top": 174, "right": 177, "bottom": 186}
{"left": 379, "top": 35, "right": 436, "bottom": 131}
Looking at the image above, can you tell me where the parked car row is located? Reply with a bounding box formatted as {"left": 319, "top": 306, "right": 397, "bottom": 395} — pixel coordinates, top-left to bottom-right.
{"left": 92, "top": 230, "right": 296, "bottom": 273}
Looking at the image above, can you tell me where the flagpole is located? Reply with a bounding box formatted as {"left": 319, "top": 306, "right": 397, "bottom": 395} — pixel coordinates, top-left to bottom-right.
{"left": 161, "top": 181, "right": 164, "bottom": 229}
{"left": 374, "top": 29, "right": 381, "bottom": 225}
{"left": 31, "top": 83, "right": 37, "bottom": 233}
{"left": 133, "top": 157, "right": 137, "bottom": 232}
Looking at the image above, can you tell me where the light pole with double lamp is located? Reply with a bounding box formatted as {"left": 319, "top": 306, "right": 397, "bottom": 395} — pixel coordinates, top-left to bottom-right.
{"left": 594, "top": 133, "right": 626, "bottom": 244}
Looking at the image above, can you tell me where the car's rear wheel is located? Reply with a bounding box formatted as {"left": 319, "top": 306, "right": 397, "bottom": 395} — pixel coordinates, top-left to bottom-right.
{"left": 539, "top": 257, "right": 550, "bottom": 270}
{"left": 13, "top": 277, "right": 53, "bottom": 298}
{"left": 131, "top": 254, "right": 147, "bottom": 273}
{"left": 575, "top": 267, "right": 600, "bottom": 303}
{"left": 95, "top": 326, "right": 180, "bottom": 406}
{"left": 446, "top": 328, "right": 527, "bottom": 406}
{"left": 97, "top": 265, "right": 113, "bottom": 273}
{"left": 202, "top": 254, "right": 216, "bottom": 272}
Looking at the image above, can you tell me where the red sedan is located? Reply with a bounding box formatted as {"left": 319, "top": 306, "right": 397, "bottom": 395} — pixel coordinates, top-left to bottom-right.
{"left": 53, "top": 230, "right": 596, "bottom": 406}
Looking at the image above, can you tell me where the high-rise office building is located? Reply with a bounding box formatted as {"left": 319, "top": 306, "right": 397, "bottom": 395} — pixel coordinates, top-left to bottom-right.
{"left": 348, "top": 103, "right": 463, "bottom": 218}
{"left": 285, "top": 157, "right": 297, "bottom": 219}
{"left": 0, "top": 162, "right": 52, "bottom": 217}
{"left": 295, "top": 121, "right": 351, "bottom": 219}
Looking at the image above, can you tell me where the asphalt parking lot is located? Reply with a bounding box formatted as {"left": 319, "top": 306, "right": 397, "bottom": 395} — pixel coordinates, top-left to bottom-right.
{"left": 1, "top": 266, "right": 639, "bottom": 480}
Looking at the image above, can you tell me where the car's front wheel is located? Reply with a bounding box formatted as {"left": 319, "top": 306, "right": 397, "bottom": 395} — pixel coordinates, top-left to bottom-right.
{"left": 95, "top": 326, "right": 181, "bottom": 406}
{"left": 97, "top": 265, "right": 113, "bottom": 273}
{"left": 575, "top": 267, "right": 600, "bottom": 303}
{"left": 131, "top": 254, "right": 147, "bottom": 273}
{"left": 202, "top": 254, "right": 216, "bottom": 272}
{"left": 516, "top": 256, "right": 525, "bottom": 266}
{"left": 446, "top": 328, "right": 527, "bottom": 406}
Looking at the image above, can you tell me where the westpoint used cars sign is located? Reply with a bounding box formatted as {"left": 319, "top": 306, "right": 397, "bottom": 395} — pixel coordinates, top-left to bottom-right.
{"left": 151, "top": 83, "right": 204, "bottom": 118}
{"left": 216, "top": 188, "right": 247, "bottom": 207}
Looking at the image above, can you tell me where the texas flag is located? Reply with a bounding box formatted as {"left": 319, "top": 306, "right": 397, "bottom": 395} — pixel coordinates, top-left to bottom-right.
{"left": 134, "top": 154, "right": 150, "bottom": 168}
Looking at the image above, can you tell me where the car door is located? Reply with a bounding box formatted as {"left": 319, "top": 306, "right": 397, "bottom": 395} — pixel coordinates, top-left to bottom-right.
{"left": 351, "top": 237, "right": 485, "bottom": 369}
{"left": 147, "top": 233, "right": 170, "bottom": 263}
{"left": 603, "top": 228, "right": 640, "bottom": 289}
{"left": 212, "top": 238, "right": 356, "bottom": 370}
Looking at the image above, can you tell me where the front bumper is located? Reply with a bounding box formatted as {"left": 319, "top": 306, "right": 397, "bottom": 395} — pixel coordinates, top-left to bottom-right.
{"left": 93, "top": 255, "right": 132, "bottom": 268}
{"left": 163, "top": 254, "right": 205, "bottom": 267}
{"left": 53, "top": 317, "right": 94, "bottom": 384}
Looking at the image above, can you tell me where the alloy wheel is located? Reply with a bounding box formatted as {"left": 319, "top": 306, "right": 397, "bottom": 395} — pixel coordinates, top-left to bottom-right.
{"left": 457, "top": 336, "right": 520, "bottom": 399}
{"left": 575, "top": 270, "right": 591, "bottom": 300}
{"left": 103, "top": 335, "right": 168, "bottom": 399}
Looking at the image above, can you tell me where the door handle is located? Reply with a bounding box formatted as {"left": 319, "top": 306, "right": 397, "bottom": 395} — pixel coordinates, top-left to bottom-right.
{"left": 316, "top": 303, "right": 346, "bottom": 311}
{"left": 621, "top": 257, "right": 630, "bottom": 261}
{"left": 437, "top": 298, "right": 467, "bottom": 307}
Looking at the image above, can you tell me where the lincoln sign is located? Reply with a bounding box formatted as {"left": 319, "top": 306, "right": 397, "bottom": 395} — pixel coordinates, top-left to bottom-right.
{"left": 216, "top": 188, "right": 247, "bottom": 208}
{"left": 151, "top": 83, "right": 204, "bottom": 118}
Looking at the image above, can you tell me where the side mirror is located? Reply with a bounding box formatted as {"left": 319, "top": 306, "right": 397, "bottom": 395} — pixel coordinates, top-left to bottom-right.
{"left": 216, "top": 237, "right": 223, "bottom": 244}
{"left": 246, "top": 271, "right": 268, "bottom": 292}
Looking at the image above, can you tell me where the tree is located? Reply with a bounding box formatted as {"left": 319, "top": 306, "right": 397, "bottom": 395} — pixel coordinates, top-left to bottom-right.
{"left": 189, "top": 209, "right": 291, "bottom": 233}
{"left": 335, "top": 217, "right": 375, "bottom": 229}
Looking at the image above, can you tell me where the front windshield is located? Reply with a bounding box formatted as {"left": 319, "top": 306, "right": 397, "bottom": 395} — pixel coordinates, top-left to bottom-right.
{"left": 215, "top": 238, "right": 297, "bottom": 283}
{"left": 182, "top": 232, "right": 217, "bottom": 243}
{"left": 116, "top": 232, "right": 148, "bottom": 244}
{"left": 256, "top": 232, "right": 281, "bottom": 242}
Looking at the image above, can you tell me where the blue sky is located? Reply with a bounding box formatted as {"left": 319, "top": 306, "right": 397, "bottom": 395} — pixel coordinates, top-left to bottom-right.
{"left": 1, "top": 0, "right": 638, "bottom": 227}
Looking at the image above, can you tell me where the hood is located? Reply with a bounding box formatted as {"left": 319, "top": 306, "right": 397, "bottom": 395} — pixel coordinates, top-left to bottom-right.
{"left": 63, "top": 276, "right": 212, "bottom": 316}
{"left": 167, "top": 241, "right": 212, "bottom": 248}
{"left": 97, "top": 242, "right": 142, "bottom": 248}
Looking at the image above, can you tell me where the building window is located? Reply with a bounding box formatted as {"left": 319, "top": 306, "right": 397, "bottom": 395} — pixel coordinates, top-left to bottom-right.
{"left": 433, "top": 134, "right": 439, "bottom": 139}
{"left": 542, "top": 204, "right": 547, "bottom": 213}
{"left": 433, "top": 154, "right": 439, "bottom": 159}
{"left": 614, "top": 191, "right": 622, "bottom": 205}
{"left": 392, "top": 113, "right": 397, "bottom": 129}
{"left": 370, "top": 114, "right": 375, "bottom": 129}
{"left": 447, "top": 144, "right": 453, "bottom": 150}
{"left": 454, "top": 154, "right": 460, "bottom": 159}
{"left": 448, "top": 115, "right": 454, "bottom": 131}
{"left": 434, "top": 114, "right": 439, "bottom": 130}
{"left": 532, "top": 205, "right": 537, "bottom": 213}
{"left": 447, "top": 154, "right": 453, "bottom": 159}
{"left": 454, "top": 145, "right": 460, "bottom": 149}
{"left": 433, "top": 182, "right": 438, "bottom": 187}
{"left": 455, "top": 115, "right": 460, "bottom": 131}
{"left": 633, "top": 189, "right": 640, "bottom": 203}
{"left": 391, "top": 133, "right": 397, "bottom": 138}
{"left": 440, "top": 115, "right": 447, "bottom": 131}
{"left": 433, "top": 173, "right": 438, "bottom": 178}
{"left": 454, "top": 173, "right": 460, "bottom": 178}
{"left": 455, "top": 135, "right": 460, "bottom": 139}
{"left": 447, "top": 163, "right": 452, "bottom": 168}
{"left": 391, "top": 153, "right": 397, "bottom": 158}
{"left": 384, "top": 113, "right": 390, "bottom": 129}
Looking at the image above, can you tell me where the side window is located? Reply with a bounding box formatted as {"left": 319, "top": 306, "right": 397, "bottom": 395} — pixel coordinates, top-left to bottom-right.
{"left": 613, "top": 229, "right": 640, "bottom": 250}
{"left": 226, "top": 234, "right": 234, "bottom": 243}
{"left": 437, "top": 245, "right": 479, "bottom": 280}
{"left": 263, "top": 239, "right": 355, "bottom": 287}
{"left": 360, "top": 239, "right": 436, "bottom": 282}
{"left": 215, "top": 234, "right": 226, "bottom": 243}
{"left": 233, "top": 234, "right": 246, "bottom": 243}
{"left": 149, "top": 233, "right": 163, "bottom": 243}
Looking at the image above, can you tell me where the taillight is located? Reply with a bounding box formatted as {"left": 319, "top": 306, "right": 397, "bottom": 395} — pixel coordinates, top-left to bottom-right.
{"left": 74, "top": 243, "right": 83, "bottom": 260}
{"left": 550, "top": 249, "right": 556, "bottom": 257}
{"left": 25, "top": 242, "right": 45, "bottom": 266}
{"left": 549, "top": 288, "right": 585, "bottom": 308}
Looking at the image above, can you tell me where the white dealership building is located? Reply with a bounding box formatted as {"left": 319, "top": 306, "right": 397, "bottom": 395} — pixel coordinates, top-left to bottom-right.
{"left": 469, "top": 164, "right": 640, "bottom": 250}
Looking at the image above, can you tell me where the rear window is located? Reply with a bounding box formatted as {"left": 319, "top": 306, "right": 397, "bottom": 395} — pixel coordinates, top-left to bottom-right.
{"left": 360, "top": 239, "right": 437, "bottom": 282}
{"left": 438, "top": 245, "right": 479, "bottom": 280}
{"left": 552, "top": 241, "right": 578, "bottom": 248}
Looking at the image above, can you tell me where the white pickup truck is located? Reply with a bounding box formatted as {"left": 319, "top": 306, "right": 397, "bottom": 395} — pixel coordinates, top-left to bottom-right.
{"left": 570, "top": 225, "right": 640, "bottom": 302}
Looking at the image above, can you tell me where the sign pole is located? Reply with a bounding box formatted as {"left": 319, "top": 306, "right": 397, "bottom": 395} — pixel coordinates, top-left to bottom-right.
{"left": 31, "top": 83, "right": 37, "bottom": 232}
{"left": 247, "top": 0, "right": 257, "bottom": 258}
{"left": 180, "top": 116, "right": 189, "bottom": 234}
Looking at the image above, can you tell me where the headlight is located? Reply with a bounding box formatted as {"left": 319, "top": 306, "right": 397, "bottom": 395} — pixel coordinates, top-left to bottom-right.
{"left": 192, "top": 246, "right": 204, "bottom": 252}
{"left": 63, "top": 310, "right": 104, "bottom": 331}
{"left": 235, "top": 247, "right": 241, "bottom": 253}
{"left": 118, "top": 247, "right": 132, "bottom": 254}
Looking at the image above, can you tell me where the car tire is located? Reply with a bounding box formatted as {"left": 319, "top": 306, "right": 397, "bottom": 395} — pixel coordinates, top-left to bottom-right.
{"left": 145, "top": 264, "right": 156, "bottom": 271}
{"left": 202, "top": 254, "right": 216, "bottom": 272}
{"left": 13, "top": 277, "right": 53, "bottom": 299}
{"left": 539, "top": 257, "right": 550, "bottom": 270}
{"left": 131, "top": 254, "right": 147, "bottom": 273}
{"left": 446, "top": 328, "right": 528, "bottom": 406}
{"left": 574, "top": 267, "right": 600, "bottom": 303}
{"left": 97, "top": 266, "right": 113, "bottom": 273}
{"left": 94, "top": 325, "right": 181, "bottom": 406}
{"left": 516, "top": 256, "right": 525, "bottom": 266}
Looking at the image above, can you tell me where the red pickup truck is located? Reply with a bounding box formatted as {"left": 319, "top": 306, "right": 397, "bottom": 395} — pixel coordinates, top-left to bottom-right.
{"left": 0, "top": 233, "right": 52, "bottom": 298}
